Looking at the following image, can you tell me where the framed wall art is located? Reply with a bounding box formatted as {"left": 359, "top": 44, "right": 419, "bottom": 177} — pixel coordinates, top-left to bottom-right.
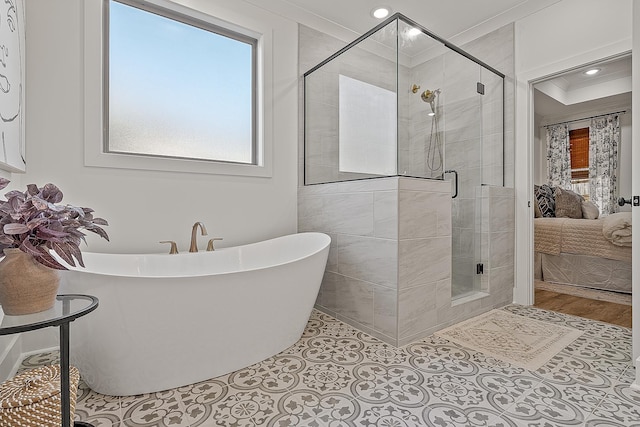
{"left": 0, "top": 0, "right": 26, "bottom": 172}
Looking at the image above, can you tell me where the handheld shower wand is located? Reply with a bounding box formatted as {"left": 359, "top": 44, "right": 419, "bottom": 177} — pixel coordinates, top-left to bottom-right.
{"left": 412, "top": 85, "right": 443, "bottom": 173}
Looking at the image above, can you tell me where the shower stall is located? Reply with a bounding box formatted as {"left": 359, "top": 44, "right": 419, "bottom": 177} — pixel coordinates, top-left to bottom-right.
{"left": 300, "top": 14, "right": 513, "bottom": 345}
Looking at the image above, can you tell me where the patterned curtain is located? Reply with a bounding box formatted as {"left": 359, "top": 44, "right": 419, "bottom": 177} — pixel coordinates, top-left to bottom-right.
{"left": 546, "top": 123, "right": 571, "bottom": 188}
{"left": 589, "top": 114, "right": 620, "bottom": 216}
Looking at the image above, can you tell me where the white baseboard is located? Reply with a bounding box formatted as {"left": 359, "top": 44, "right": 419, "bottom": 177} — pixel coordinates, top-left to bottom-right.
{"left": 0, "top": 334, "right": 22, "bottom": 381}
{"left": 633, "top": 356, "right": 640, "bottom": 390}
{"left": 0, "top": 329, "right": 60, "bottom": 382}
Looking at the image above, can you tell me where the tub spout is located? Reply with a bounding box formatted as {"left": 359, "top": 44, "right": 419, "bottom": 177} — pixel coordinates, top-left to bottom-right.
{"left": 190, "top": 222, "right": 208, "bottom": 252}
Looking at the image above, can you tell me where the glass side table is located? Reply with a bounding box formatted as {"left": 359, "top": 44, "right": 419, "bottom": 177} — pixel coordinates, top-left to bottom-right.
{"left": 0, "top": 294, "right": 99, "bottom": 427}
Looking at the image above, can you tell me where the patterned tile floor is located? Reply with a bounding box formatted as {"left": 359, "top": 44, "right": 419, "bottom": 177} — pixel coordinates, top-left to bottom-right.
{"left": 19, "top": 305, "right": 640, "bottom": 426}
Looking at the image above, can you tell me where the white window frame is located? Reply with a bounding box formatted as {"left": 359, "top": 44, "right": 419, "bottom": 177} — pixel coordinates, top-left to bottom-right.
{"left": 83, "top": 0, "right": 273, "bottom": 177}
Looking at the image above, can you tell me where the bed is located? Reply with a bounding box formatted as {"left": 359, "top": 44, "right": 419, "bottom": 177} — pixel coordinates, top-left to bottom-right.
{"left": 534, "top": 215, "right": 632, "bottom": 294}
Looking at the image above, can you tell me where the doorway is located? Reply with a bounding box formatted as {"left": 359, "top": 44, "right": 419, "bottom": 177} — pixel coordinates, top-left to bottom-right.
{"left": 530, "top": 54, "right": 632, "bottom": 328}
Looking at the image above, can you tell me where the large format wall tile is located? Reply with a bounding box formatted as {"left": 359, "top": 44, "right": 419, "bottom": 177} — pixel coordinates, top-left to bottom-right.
{"left": 337, "top": 235, "right": 398, "bottom": 289}
{"left": 398, "top": 285, "right": 437, "bottom": 339}
{"left": 398, "top": 237, "right": 451, "bottom": 289}
{"left": 337, "top": 177, "right": 397, "bottom": 193}
{"left": 334, "top": 275, "right": 374, "bottom": 329}
{"left": 374, "top": 191, "right": 398, "bottom": 239}
{"left": 489, "top": 191, "right": 515, "bottom": 232}
{"left": 489, "top": 265, "right": 515, "bottom": 295}
{"left": 444, "top": 138, "right": 482, "bottom": 171}
{"left": 489, "top": 231, "right": 514, "bottom": 269}
{"left": 318, "top": 271, "right": 340, "bottom": 313}
{"left": 325, "top": 232, "right": 338, "bottom": 272}
{"left": 323, "top": 193, "right": 374, "bottom": 235}
{"left": 398, "top": 191, "right": 451, "bottom": 239}
{"left": 373, "top": 285, "right": 398, "bottom": 339}
{"left": 298, "top": 193, "right": 325, "bottom": 232}
{"left": 453, "top": 227, "right": 475, "bottom": 259}
{"left": 443, "top": 101, "right": 482, "bottom": 143}
{"left": 300, "top": 22, "right": 516, "bottom": 346}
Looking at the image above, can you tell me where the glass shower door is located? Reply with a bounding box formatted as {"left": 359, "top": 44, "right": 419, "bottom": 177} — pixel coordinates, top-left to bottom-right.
{"left": 443, "top": 53, "right": 484, "bottom": 299}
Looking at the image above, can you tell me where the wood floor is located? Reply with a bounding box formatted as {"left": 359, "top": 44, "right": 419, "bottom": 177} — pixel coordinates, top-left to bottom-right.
{"left": 534, "top": 288, "right": 632, "bottom": 328}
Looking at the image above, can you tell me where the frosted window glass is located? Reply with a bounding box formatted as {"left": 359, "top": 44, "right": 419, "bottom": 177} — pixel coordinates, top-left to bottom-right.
{"left": 338, "top": 75, "right": 397, "bottom": 175}
{"left": 108, "top": 1, "right": 255, "bottom": 164}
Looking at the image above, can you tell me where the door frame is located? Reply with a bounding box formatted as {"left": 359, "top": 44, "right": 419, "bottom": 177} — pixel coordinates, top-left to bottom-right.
{"left": 512, "top": 50, "right": 634, "bottom": 344}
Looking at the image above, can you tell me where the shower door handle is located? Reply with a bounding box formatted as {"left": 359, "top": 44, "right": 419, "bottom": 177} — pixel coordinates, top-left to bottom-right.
{"left": 444, "top": 170, "right": 458, "bottom": 199}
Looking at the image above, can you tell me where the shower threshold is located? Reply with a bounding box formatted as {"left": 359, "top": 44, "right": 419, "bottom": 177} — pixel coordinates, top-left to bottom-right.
{"left": 451, "top": 291, "right": 490, "bottom": 307}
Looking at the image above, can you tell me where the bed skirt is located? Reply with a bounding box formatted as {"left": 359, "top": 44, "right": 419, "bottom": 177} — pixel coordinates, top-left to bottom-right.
{"left": 535, "top": 252, "right": 631, "bottom": 294}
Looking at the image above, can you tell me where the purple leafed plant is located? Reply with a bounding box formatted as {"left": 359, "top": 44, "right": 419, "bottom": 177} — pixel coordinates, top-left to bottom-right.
{"left": 0, "top": 178, "right": 109, "bottom": 270}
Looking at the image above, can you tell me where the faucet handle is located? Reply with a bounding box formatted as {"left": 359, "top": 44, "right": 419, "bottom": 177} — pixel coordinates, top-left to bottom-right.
{"left": 206, "top": 238, "right": 223, "bottom": 251}
{"left": 160, "top": 241, "right": 179, "bottom": 254}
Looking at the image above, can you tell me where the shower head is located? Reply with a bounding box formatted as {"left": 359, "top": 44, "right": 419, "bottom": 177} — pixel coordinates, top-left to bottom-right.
{"left": 420, "top": 89, "right": 440, "bottom": 116}
{"left": 420, "top": 89, "right": 437, "bottom": 103}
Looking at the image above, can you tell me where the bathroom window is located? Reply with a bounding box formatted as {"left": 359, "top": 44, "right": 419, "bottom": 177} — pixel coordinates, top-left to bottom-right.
{"left": 107, "top": 0, "right": 256, "bottom": 164}
{"left": 88, "top": 0, "right": 271, "bottom": 175}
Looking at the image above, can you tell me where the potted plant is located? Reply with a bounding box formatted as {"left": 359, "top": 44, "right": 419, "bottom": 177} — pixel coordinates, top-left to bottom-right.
{"left": 0, "top": 178, "right": 109, "bottom": 315}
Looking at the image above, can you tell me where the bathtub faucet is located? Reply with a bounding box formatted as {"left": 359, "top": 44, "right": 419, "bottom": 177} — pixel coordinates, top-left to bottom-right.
{"left": 206, "top": 238, "right": 224, "bottom": 251}
{"left": 190, "top": 222, "right": 208, "bottom": 252}
{"left": 159, "top": 240, "right": 179, "bottom": 254}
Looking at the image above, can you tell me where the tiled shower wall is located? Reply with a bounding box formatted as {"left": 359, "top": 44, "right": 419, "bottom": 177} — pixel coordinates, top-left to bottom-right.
{"left": 480, "top": 185, "right": 516, "bottom": 306}
{"left": 298, "top": 177, "right": 515, "bottom": 347}
{"left": 298, "top": 178, "right": 399, "bottom": 343}
{"left": 404, "top": 25, "right": 514, "bottom": 296}
{"left": 298, "top": 177, "right": 454, "bottom": 345}
{"left": 298, "top": 23, "right": 516, "bottom": 346}
{"left": 302, "top": 30, "right": 404, "bottom": 185}
{"left": 299, "top": 23, "right": 515, "bottom": 187}
{"left": 464, "top": 24, "right": 516, "bottom": 187}
{"left": 396, "top": 179, "right": 451, "bottom": 345}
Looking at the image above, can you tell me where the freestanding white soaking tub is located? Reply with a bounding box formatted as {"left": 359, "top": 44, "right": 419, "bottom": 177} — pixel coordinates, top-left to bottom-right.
{"left": 59, "top": 232, "right": 330, "bottom": 396}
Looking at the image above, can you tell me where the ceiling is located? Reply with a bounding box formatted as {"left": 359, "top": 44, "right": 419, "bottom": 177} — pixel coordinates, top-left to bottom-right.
{"left": 246, "top": 0, "right": 631, "bottom": 120}
{"left": 251, "top": 0, "right": 562, "bottom": 45}
{"left": 534, "top": 55, "right": 632, "bottom": 121}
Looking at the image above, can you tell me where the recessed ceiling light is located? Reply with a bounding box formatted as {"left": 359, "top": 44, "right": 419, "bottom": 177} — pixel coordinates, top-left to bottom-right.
{"left": 427, "top": 112, "right": 435, "bottom": 117}
{"left": 408, "top": 27, "right": 422, "bottom": 37}
{"left": 371, "top": 6, "right": 391, "bottom": 19}
{"left": 584, "top": 68, "right": 600, "bottom": 75}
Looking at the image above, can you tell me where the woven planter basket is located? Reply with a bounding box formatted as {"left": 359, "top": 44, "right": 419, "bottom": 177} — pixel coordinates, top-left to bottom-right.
{"left": 0, "top": 365, "right": 80, "bottom": 426}
{"left": 0, "top": 248, "right": 60, "bottom": 315}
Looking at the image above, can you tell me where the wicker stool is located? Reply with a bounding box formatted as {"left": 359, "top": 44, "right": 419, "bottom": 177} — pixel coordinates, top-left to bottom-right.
{"left": 0, "top": 365, "right": 80, "bottom": 426}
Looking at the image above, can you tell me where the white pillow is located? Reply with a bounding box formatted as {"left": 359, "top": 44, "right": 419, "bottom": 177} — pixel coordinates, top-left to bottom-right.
{"left": 581, "top": 200, "right": 599, "bottom": 219}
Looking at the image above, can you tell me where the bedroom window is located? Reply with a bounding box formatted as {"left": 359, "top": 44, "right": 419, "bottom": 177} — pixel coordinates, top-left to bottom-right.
{"left": 106, "top": 0, "right": 257, "bottom": 164}
{"left": 569, "top": 127, "right": 589, "bottom": 199}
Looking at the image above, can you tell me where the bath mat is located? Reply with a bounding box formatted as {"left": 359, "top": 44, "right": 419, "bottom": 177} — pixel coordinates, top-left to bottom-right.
{"left": 434, "top": 309, "right": 583, "bottom": 371}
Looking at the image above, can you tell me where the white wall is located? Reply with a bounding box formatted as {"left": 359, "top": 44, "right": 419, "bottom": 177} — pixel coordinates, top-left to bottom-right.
{"left": 17, "top": 0, "right": 298, "bottom": 254}
{"left": 516, "top": 0, "right": 632, "bottom": 77}
{"left": 513, "top": 0, "right": 632, "bottom": 305}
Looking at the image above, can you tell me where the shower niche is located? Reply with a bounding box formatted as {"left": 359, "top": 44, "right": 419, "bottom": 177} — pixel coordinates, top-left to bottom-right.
{"left": 301, "top": 14, "right": 512, "bottom": 346}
